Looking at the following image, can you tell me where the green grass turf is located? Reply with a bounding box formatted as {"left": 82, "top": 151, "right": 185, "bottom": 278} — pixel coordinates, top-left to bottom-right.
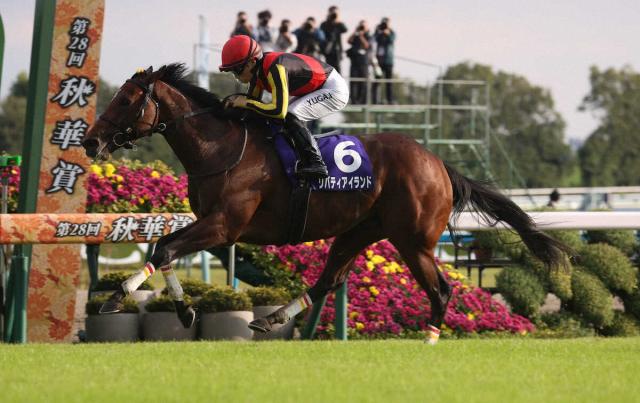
{"left": 1, "top": 338, "right": 639, "bottom": 402}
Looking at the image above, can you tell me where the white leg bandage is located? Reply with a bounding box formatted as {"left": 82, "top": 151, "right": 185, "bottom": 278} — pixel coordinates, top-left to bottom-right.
{"left": 425, "top": 324, "right": 441, "bottom": 345}
{"left": 279, "top": 293, "right": 313, "bottom": 322}
{"left": 122, "top": 262, "right": 155, "bottom": 294}
{"left": 161, "top": 266, "right": 184, "bottom": 301}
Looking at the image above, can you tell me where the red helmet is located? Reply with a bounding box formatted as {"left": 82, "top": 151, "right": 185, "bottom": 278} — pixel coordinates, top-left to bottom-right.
{"left": 219, "top": 35, "right": 263, "bottom": 72}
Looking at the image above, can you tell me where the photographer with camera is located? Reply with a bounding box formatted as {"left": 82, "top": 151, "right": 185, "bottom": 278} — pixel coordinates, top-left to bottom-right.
{"left": 254, "top": 10, "right": 277, "bottom": 52}
{"left": 231, "top": 11, "right": 254, "bottom": 38}
{"left": 320, "top": 6, "right": 348, "bottom": 73}
{"left": 275, "top": 19, "right": 297, "bottom": 52}
{"left": 373, "top": 17, "right": 396, "bottom": 104}
{"left": 346, "top": 20, "right": 371, "bottom": 104}
{"left": 293, "top": 17, "right": 326, "bottom": 58}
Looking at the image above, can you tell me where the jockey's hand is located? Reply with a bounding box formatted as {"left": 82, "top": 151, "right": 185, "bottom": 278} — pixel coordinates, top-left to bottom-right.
{"left": 224, "top": 95, "right": 247, "bottom": 109}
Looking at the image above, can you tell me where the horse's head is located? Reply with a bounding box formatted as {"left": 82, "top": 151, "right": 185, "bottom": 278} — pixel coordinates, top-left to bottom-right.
{"left": 82, "top": 66, "right": 166, "bottom": 160}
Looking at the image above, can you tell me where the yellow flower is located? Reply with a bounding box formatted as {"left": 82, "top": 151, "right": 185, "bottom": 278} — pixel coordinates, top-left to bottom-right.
{"left": 467, "top": 312, "right": 475, "bottom": 320}
{"left": 115, "top": 175, "right": 124, "bottom": 183}
{"left": 400, "top": 278, "right": 407, "bottom": 285}
{"left": 366, "top": 250, "right": 374, "bottom": 259}
{"left": 349, "top": 311, "right": 359, "bottom": 319}
{"left": 150, "top": 170, "right": 160, "bottom": 178}
{"left": 117, "top": 184, "right": 123, "bottom": 190}
{"left": 362, "top": 276, "right": 371, "bottom": 283}
{"left": 304, "top": 241, "right": 314, "bottom": 246}
{"left": 382, "top": 266, "right": 390, "bottom": 274}
{"left": 104, "top": 163, "right": 116, "bottom": 177}
{"left": 387, "top": 262, "right": 401, "bottom": 274}
{"left": 355, "top": 322, "right": 364, "bottom": 331}
{"left": 138, "top": 197, "right": 145, "bottom": 204}
{"left": 90, "top": 164, "right": 103, "bottom": 176}
{"left": 371, "top": 255, "right": 386, "bottom": 265}
{"left": 366, "top": 261, "right": 375, "bottom": 271}
{"left": 182, "top": 198, "right": 190, "bottom": 207}
{"left": 369, "top": 286, "right": 380, "bottom": 296}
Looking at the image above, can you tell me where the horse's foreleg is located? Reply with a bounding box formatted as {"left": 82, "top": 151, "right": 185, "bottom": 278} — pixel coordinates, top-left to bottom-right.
{"left": 98, "top": 229, "right": 185, "bottom": 316}
{"left": 249, "top": 219, "right": 382, "bottom": 333}
{"left": 100, "top": 213, "right": 233, "bottom": 328}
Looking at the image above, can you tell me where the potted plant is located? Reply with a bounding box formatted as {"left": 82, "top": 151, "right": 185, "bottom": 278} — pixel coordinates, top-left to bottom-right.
{"left": 85, "top": 294, "right": 140, "bottom": 342}
{"left": 196, "top": 287, "right": 253, "bottom": 340}
{"left": 91, "top": 271, "right": 155, "bottom": 314}
{"left": 142, "top": 295, "right": 197, "bottom": 341}
{"left": 247, "top": 287, "right": 294, "bottom": 340}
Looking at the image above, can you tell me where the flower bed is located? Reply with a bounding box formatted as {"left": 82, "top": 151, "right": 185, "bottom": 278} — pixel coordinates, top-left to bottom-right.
{"left": 3, "top": 159, "right": 190, "bottom": 213}
{"left": 251, "top": 240, "right": 534, "bottom": 338}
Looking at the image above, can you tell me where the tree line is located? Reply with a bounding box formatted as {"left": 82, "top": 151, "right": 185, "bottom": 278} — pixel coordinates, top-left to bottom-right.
{"left": 1, "top": 62, "right": 638, "bottom": 187}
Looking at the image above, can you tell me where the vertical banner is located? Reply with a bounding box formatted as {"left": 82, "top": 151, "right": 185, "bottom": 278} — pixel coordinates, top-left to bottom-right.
{"left": 27, "top": 0, "right": 104, "bottom": 342}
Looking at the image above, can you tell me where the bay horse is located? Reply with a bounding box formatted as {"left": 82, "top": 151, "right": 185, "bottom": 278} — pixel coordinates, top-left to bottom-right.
{"left": 82, "top": 64, "right": 569, "bottom": 342}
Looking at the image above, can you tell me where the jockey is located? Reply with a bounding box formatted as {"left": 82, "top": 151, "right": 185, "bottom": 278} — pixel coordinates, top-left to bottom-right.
{"left": 219, "top": 35, "right": 350, "bottom": 180}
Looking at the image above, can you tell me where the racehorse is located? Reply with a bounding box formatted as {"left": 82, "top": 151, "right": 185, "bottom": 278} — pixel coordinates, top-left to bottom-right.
{"left": 82, "top": 64, "right": 570, "bottom": 342}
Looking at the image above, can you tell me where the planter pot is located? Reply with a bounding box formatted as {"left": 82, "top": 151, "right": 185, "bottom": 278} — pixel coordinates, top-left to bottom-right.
{"left": 200, "top": 311, "right": 254, "bottom": 341}
{"left": 252, "top": 306, "right": 295, "bottom": 340}
{"left": 142, "top": 312, "right": 197, "bottom": 341}
{"left": 85, "top": 314, "right": 139, "bottom": 342}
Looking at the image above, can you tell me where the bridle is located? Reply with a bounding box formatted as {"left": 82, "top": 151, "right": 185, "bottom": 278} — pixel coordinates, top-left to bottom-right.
{"left": 97, "top": 78, "right": 163, "bottom": 152}
{"left": 96, "top": 78, "right": 219, "bottom": 157}
{"left": 94, "top": 77, "right": 249, "bottom": 177}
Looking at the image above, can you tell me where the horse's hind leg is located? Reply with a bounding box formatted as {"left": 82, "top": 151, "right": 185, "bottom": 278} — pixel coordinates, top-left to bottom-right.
{"left": 391, "top": 239, "right": 451, "bottom": 345}
{"left": 249, "top": 218, "right": 383, "bottom": 333}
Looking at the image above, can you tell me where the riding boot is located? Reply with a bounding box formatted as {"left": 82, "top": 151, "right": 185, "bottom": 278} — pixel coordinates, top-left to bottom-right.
{"left": 284, "top": 114, "right": 328, "bottom": 180}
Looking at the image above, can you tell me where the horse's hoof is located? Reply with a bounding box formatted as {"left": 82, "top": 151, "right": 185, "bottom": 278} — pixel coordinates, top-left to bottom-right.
{"left": 248, "top": 318, "right": 272, "bottom": 333}
{"left": 178, "top": 305, "right": 197, "bottom": 329}
{"left": 99, "top": 289, "right": 125, "bottom": 314}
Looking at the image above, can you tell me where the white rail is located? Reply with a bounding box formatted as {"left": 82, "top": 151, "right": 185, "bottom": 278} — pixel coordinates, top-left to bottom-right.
{"left": 453, "top": 211, "right": 640, "bottom": 231}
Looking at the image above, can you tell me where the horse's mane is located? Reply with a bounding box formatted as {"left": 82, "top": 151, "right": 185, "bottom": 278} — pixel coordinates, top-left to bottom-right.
{"left": 132, "top": 63, "right": 269, "bottom": 123}
{"left": 156, "top": 63, "right": 228, "bottom": 115}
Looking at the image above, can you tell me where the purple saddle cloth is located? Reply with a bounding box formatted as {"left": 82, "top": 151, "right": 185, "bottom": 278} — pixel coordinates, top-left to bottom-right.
{"left": 274, "top": 131, "right": 375, "bottom": 191}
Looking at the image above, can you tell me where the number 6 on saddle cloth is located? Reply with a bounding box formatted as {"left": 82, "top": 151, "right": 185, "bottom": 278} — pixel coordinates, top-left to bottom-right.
{"left": 272, "top": 128, "right": 375, "bottom": 244}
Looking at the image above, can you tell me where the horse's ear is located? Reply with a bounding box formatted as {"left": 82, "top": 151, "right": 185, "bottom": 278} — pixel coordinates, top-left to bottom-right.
{"left": 145, "top": 66, "right": 153, "bottom": 75}
{"left": 147, "top": 65, "right": 167, "bottom": 83}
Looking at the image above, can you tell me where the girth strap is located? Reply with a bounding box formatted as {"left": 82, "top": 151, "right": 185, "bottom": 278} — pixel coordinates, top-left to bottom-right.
{"left": 286, "top": 180, "right": 312, "bottom": 244}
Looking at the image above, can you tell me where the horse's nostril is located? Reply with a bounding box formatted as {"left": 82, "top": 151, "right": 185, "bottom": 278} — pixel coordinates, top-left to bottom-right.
{"left": 82, "top": 138, "right": 99, "bottom": 150}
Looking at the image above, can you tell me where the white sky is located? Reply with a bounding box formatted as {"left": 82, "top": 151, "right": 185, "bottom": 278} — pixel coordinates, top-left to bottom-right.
{"left": 2, "top": 0, "right": 640, "bottom": 142}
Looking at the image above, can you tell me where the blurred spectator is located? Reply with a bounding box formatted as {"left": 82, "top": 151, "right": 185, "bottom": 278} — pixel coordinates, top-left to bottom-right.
{"left": 373, "top": 17, "right": 396, "bottom": 104}
{"left": 294, "top": 17, "right": 326, "bottom": 58}
{"left": 547, "top": 189, "right": 560, "bottom": 208}
{"left": 254, "top": 10, "right": 277, "bottom": 52}
{"left": 320, "top": 6, "right": 348, "bottom": 73}
{"left": 231, "top": 11, "right": 254, "bottom": 38}
{"left": 346, "top": 20, "right": 371, "bottom": 104}
{"left": 274, "top": 19, "right": 298, "bottom": 52}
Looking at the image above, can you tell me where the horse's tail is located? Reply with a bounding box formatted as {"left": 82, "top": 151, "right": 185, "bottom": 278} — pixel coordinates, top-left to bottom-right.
{"left": 443, "top": 162, "right": 572, "bottom": 268}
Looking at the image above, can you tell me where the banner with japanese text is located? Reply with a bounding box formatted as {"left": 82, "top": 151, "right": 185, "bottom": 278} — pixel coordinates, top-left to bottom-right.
{"left": 28, "top": 0, "right": 104, "bottom": 342}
